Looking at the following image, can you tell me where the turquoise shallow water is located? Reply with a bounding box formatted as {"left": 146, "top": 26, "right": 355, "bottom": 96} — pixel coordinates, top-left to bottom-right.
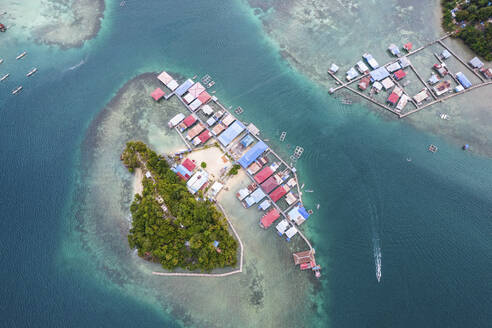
{"left": 0, "top": 0, "right": 491, "bottom": 327}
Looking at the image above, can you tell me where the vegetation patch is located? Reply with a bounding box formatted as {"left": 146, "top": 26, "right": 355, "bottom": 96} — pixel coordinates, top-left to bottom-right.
{"left": 121, "top": 141, "right": 238, "bottom": 272}
{"left": 441, "top": 0, "right": 492, "bottom": 61}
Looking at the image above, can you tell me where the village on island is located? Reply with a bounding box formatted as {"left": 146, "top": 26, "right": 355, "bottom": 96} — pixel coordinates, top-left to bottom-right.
{"left": 125, "top": 70, "right": 321, "bottom": 278}
{"left": 327, "top": 33, "right": 492, "bottom": 120}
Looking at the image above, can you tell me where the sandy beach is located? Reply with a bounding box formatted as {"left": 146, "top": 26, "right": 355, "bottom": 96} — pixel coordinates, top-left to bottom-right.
{"left": 184, "top": 146, "right": 232, "bottom": 180}
{"left": 132, "top": 168, "right": 143, "bottom": 196}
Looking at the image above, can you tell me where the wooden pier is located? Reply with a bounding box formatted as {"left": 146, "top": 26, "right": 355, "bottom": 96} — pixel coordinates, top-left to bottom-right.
{"left": 409, "top": 63, "right": 437, "bottom": 100}
{"left": 327, "top": 33, "right": 491, "bottom": 118}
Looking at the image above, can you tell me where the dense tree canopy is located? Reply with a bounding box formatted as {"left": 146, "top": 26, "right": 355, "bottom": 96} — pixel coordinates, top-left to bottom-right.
{"left": 441, "top": 0, "right": 492, "bottom": 61}
{"left": 122, "top": 141, "right": 238, "bottom": 272}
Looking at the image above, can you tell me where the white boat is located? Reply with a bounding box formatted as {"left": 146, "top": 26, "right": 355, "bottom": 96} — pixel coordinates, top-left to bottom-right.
{"left": 316, "top": 204, "right": 320, "bottom": 209}
{"left": 0, "top": 73, "right": 9, "bottom": 81}
{"left": 0, "top": 58, "right": 4, "bottom": 64}
{"left": 304, "top": 189, "right": 314, "bottom": 193}
{"left": 12, "top": 86, "right": 23, "bottom": 95}
{"left": 26, "top": 68, "right": 38, "bottom": 77}
{"left": 439, "top": 113, "right": 449, "bottom": 120}
{"left": 16, "top": 51, "right": 27, "bottom": 60}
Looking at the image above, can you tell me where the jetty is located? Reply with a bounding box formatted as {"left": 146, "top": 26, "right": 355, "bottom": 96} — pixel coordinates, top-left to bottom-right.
{"left": 327, "top": 33, "right": 492, "bottom": 118}
{"left": 153, "top": 70, "right": 320, "bottom": 277}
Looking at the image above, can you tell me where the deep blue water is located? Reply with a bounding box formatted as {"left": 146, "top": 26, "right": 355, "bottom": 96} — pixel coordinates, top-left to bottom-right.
{"left": 1, "top": 0, "right": 491, "bottom": 327}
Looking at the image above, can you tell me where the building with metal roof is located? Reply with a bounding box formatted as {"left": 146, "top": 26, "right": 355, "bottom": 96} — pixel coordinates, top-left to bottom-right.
{"left": 175, "top": 79, "right": 194, "bottom": 96}
{"left": 456, "top": 72, "right": 472, "bottom": 89}
{"left": 186, "top": 170, "right": 209, "bottom": 194}
{"left": 469, "top": 57, "right": 484, "bottom": 69}
{"left": 218, "top": 121, "right": 245, "bottom": 146}
{"left": 243, "top": 188, "right": 266, "bottom": 208}
{"left": 260, "top": 208, "right": 280, "bottom": 229}
{"left": 369, "top": 67, "right": 389, "bottom": 81}
{"left": 238, "top": 141, "right": 268, "bottom": 168}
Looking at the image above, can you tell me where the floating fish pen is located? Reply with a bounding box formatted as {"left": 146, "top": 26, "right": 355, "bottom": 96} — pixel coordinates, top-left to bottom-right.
{"left": 234, "top": 106, "right": 243, "bottom": 115}
{"left": 428, "top": 144, "right": 438, "bottom": 153}
{"left": 201, "top": 74, "right": 212, "bottom": 84}
{"left": 279, "top": 131, "right": 286, "bottom": 142}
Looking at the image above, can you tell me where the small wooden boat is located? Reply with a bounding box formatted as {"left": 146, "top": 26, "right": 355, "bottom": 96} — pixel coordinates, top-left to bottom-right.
{"left": 16, "top": 51, "right": 27, "bottom": 60}
{"left": 12, "top": 86, "right": 23, "bottom": 95}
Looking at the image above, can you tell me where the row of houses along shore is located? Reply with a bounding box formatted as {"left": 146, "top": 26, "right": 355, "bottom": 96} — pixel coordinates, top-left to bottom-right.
{"left": 149, "top": 70, "right": 321, "bottom": 278}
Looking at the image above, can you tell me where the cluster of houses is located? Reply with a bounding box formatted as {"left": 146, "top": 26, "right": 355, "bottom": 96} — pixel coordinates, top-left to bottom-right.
{"left": 155, "top": 70, "right": 307, "bottom": 241}
{"left": 330, "top": 41, "right": 491, "bottom": 113}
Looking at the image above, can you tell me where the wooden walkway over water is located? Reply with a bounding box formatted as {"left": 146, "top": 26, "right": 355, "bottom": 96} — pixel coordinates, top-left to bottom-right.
{"left": 327, "top": 33, "right": 492, "bottom": 118}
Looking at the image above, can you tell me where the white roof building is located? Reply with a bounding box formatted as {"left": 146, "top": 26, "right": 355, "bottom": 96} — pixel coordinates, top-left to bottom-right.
{"left": 210, "top": 182, "right": 224, "bottom": 197}
{"left": 381, "top": 78, "right": 395, "bottom": 90}
{"left": 168, "top": 113, "right": 185, "bottom": 128}
{"left": 247, "top": 123, "right": 260, "bottom": 136}
{"left": 285, "top": 226, "right": 298, "bottom": 239}
{"left": 373, "top": 81, "right": 383, "bottom": 91}
{"left": 386, "top": 62, "right": 401, "bottom": 73}
{"left": 186, "top": 170, "right": 209, "bottom": 194}
{"left": 413, "top": 89, "right": 429, "bottom": 103}
{"left": 201, "top": 104, "right": 214, "bottom": 116}
{"left": 276, "top": 219, "right": 290, "bottom": 235}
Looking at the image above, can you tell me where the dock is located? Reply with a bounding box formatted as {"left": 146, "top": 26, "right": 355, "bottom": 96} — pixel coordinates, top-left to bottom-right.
{"left": 327, "top": 33, "right": 491, "bottom": 118}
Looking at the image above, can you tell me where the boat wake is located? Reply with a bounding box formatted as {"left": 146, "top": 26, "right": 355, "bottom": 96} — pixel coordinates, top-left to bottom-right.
{"left": 374, "top": 238, "right": 382, "bottom": 283}
{"left": 64, "top": 57, "right": 87, "bottom": 72}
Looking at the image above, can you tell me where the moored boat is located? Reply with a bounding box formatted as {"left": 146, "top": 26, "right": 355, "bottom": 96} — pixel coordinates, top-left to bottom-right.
{"left": 26, "top": 68, "right": 38, "bottom": 77}
{"left": 0, "top": 58, "right": 4, "bottom": 64}
{"left": 12, "top": 86, "right": 23, "bottom": 95}
{"left": 16, "top": 51, "right": 27, "bottom": 60}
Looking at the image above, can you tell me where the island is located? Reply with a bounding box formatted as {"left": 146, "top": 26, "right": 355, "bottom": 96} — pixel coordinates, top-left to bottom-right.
{"left": 121, "top": 141, "right": 238, "bottom": 272}
{"left": 441, "top": 0, "right": 492, "bottom": 61}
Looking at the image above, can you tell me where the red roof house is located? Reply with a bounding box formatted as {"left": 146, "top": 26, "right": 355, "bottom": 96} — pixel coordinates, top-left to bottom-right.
{"left": 197, "top": 130, "right": 211, "bottom": 143}
{"left": 254, "top": 166, "right": 273, "bottom": 184}
{"left": 261, "top": 176, "right": 279, "bottom": 194}
{"left": 270, "top": 185, "right": 288, "bottom": 202}
{"left": 403, "top": 42, "right": 412, "bottom": 51}
{"left": 387, "top": 92, "right": 399, "bottom": 105}
{"left": 151, "top": 88, "right": 165, "bottom": 101}
{"left": 197, "top": 91, "right": 211, "bottom": 104}
{"left": 358, "top": 77, "right": 371, "bottom": 91}
{"left": 260, "top": 208, "right": 280, "bottom": 229}
{"left": 182, "top": 158, "right": 196, "bottom": 171}
{"left": 182, "top": 114, "right": 197, "bottom": 127}
{"left": 393, "top": 69, "right": 406, "bottom": 81}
